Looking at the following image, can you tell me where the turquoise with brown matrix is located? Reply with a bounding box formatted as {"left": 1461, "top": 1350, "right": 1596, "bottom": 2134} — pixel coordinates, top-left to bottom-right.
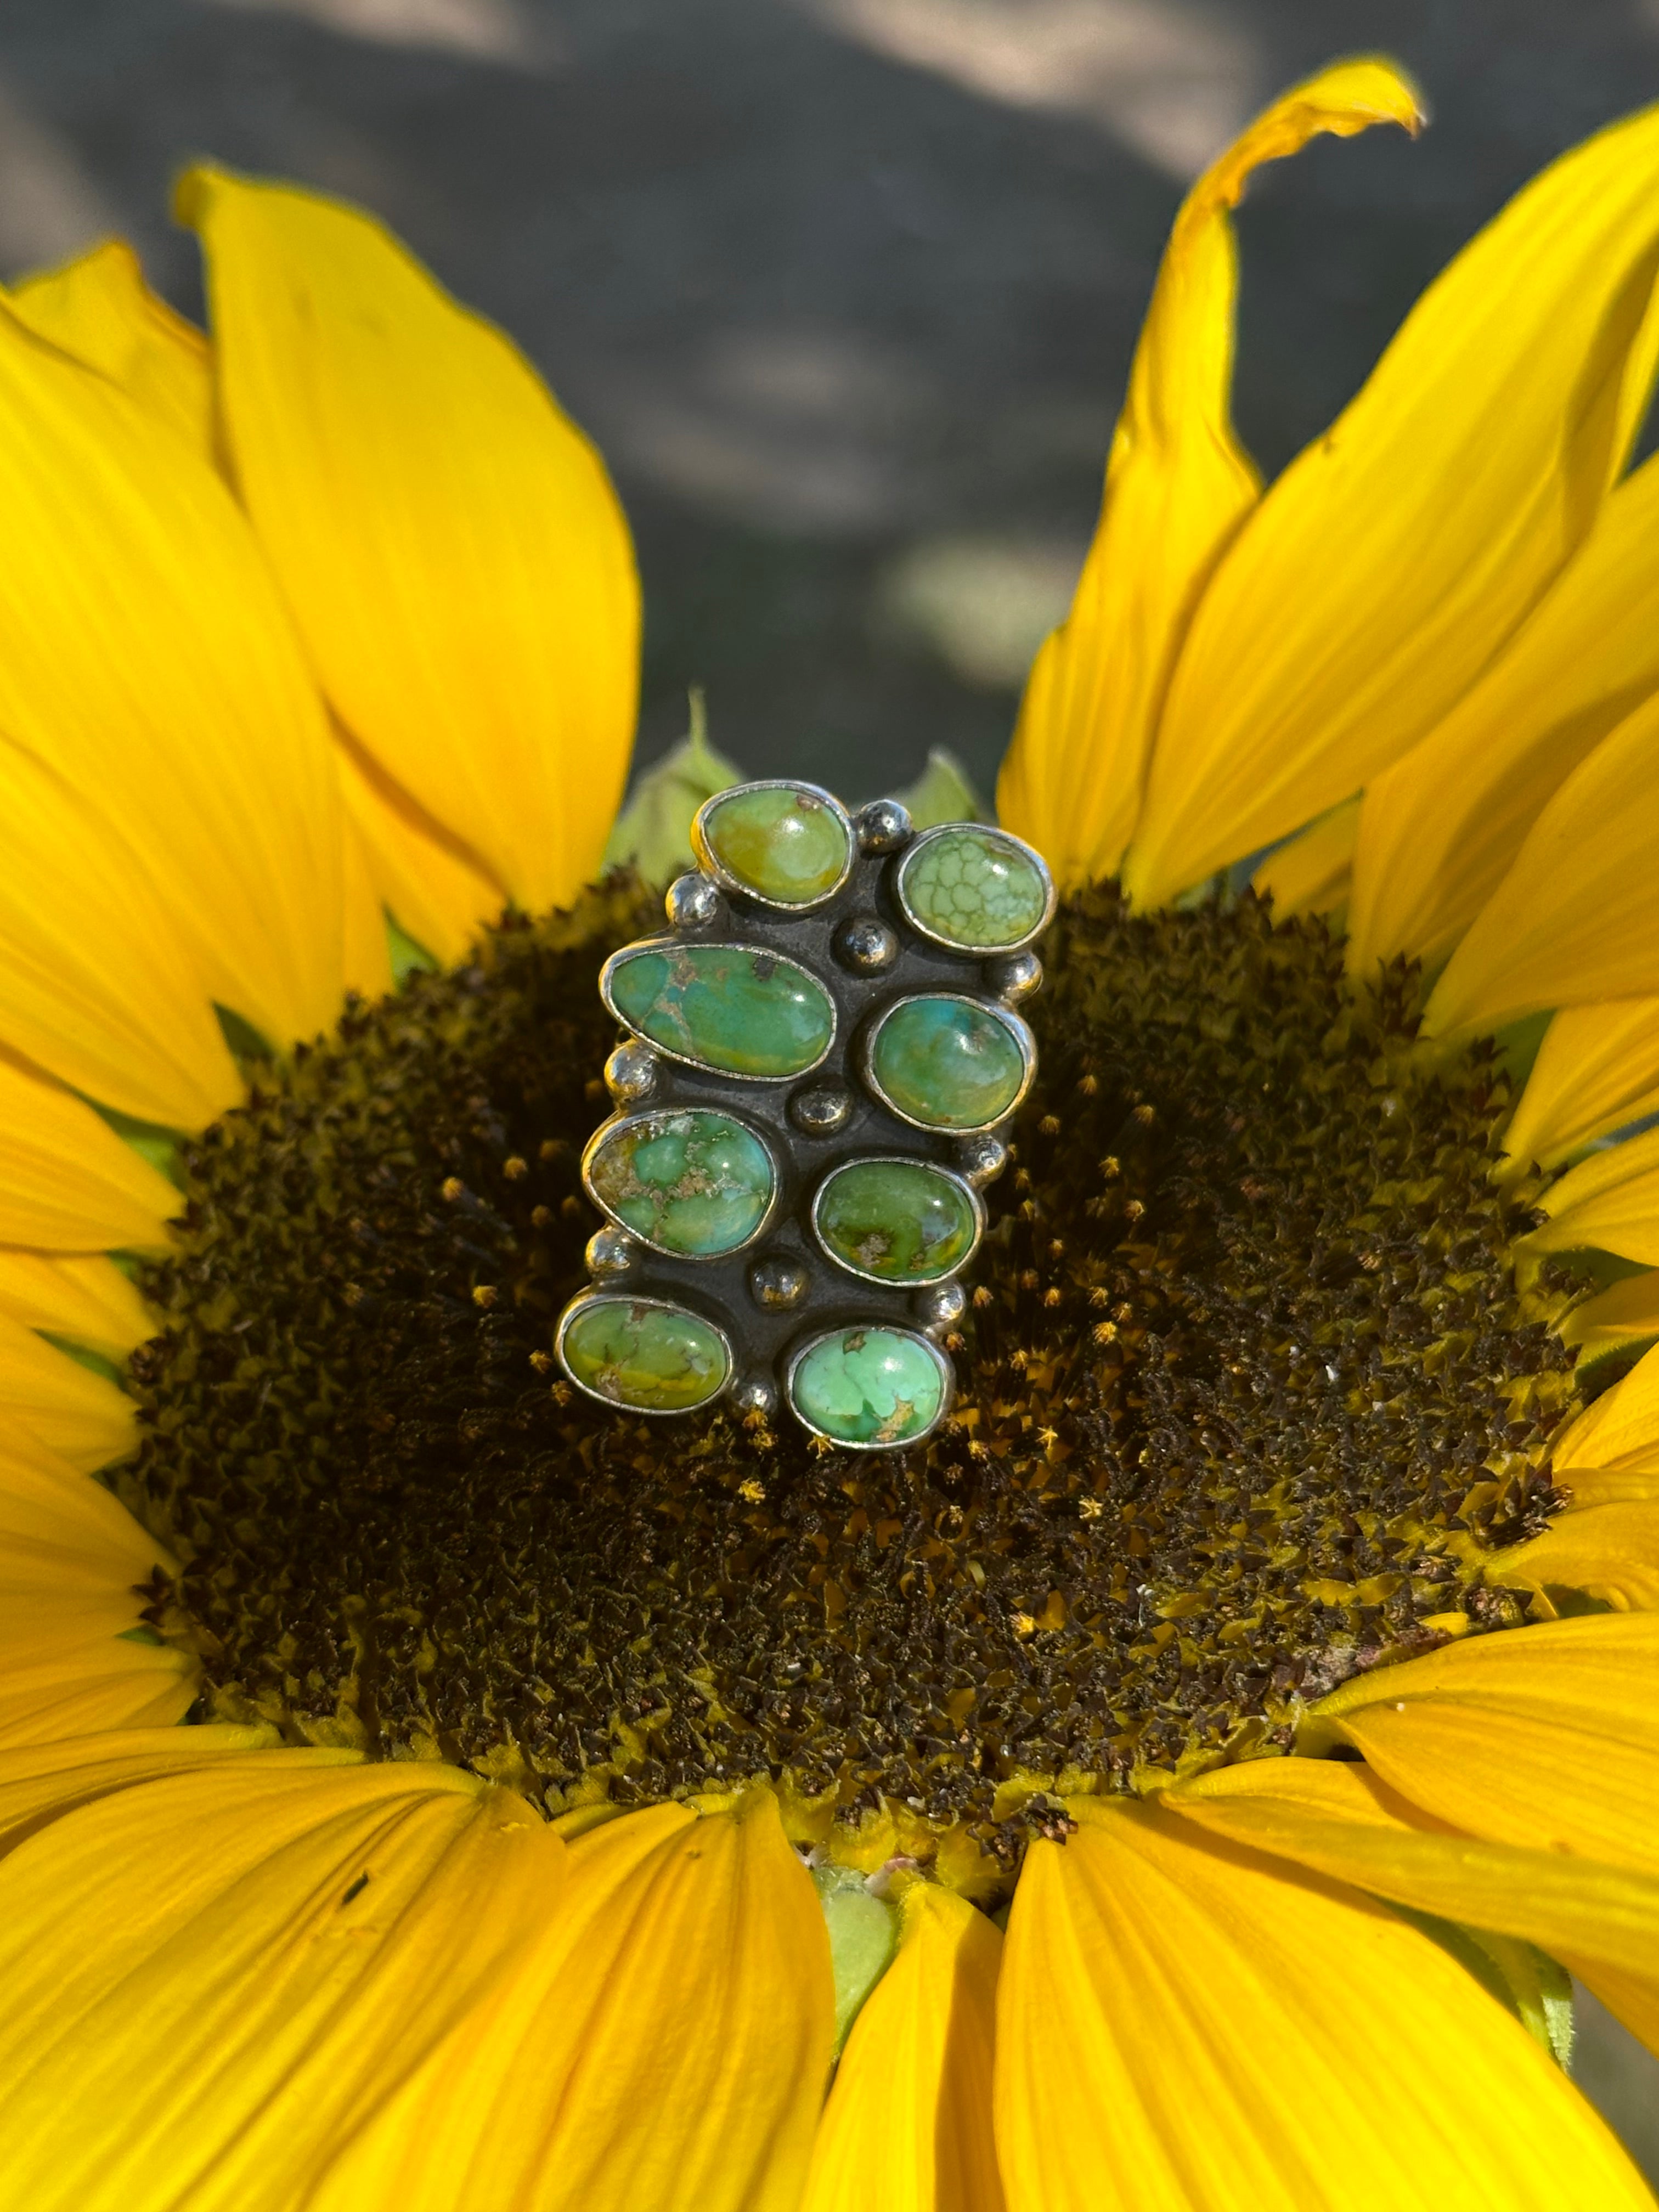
{"left": 605, "top": 942, "right": 834, "bottom": 1077}
{"left": 588, "top": 1109, "right": 776, "bottom": 1256}
{"left": 868, "top": 995, "right": 1029, "bottom": 1130}
{"left": 789, "top": 1326, "right": 947, "bottom": 1446}
{"left": 560, "top": 1296, "right": 730, "bottom": 1412}
{"left": 701, "top": 784, "right": 851, "bottom": 905}
{"left": 814, "top": 1158, "right": 978, "bottom": 1283}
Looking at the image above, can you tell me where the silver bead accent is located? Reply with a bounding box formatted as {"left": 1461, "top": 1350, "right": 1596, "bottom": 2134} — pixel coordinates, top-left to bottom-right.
{"left": 834, "top": 915, "right": 899, "bottom": 973}
{"left": 605, "top": 1039, "right": 660, "bottom": 1105}
{"left": 732, "top": 1374, "right": 779, "bottom": 1420}
{"left": 789, "top": 1081, "right": 855, "bottom": 1137}
{"left": 985, "top": 951, "right": 1043, "bottom": 1006}
{"left": 748, "top": 1256, "right": 809, "bottom": 1311}
{"left": 665, "top": 870, "right": 722, "bottom": 929}
{"left": 954, "top": 1133, "right": 1008, "bottom": 1189}
{"left": 854, "top": 798, "right": 913, "bottom": 855}
{"left": 913, "top": 1280, "right": 967, "bottom": 1338}
{"left": 586, "top": 1226, "right": 640, "bottom": 1278}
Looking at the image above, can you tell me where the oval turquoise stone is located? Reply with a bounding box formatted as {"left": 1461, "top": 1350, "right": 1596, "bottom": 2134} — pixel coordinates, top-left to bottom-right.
{"left": 701, "top": 784, "right": 851, "bottom": 906}
{"left": 814, "top": 1158, "right": 978, "bottom": 1284}
{"left": 560, "top": 1296, "right": 730, "bottom": 1413}
{"left": 897, "top": 826, "right": 1050, "bottom": 950}
{"left": 868, "top": 996, "right": 1029, "bottom": 1130}
{"left": 606, "top": 942, "right": 834, "bottom": 1077}
{"left": 588, "top": 1109, "right": 775, "bottom": 1256}
{"left": 789, "top": 1325, "right": 946, "bottom": 1447}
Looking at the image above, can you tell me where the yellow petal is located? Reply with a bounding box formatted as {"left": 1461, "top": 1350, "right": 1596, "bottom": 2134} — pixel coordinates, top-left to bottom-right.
{"left": 1550, "top": 1339, "right": 1659, "bottom": 1475}
{"left": 1560, "top": 1271, "right": 1659, "bottom": 1359}
{"left": 995, "top": 1797, "right": 1646, "bottom": 2210}
{"left": 1165, "top": 1759, "right": 1659, "bottom": 2033}
{"left": 1306, "top": 1613, "right": 1659, "bottom": 1876}
{"left": 803, "top": 1881, "right": 1005, "bottom": 2212}
{"left": 0, "top": 735, "right": 240, "bottom": 1127}
{"left": 1488, "top": 1500, "right": 1659, "bottom": 1611}
{"left": 1125, "top": 99, "right": 1659, "bottom": 907}
{"left": 0, "top": 1053, "right": 176, "bottom": 1252}
{"left": 1521, "top": 1121, "right": 1659, "bottom": 1264}
{"left": 0, "top": 1723, "right": 285, "bottom": 1845}
{"left": 0, "top": 303, "right": 360, "bottom": 1061}
{"left": 0, "top": 1754, "right": 585, "bottom": 2212}
{"left": 339, "top": 737, "right": 503, "bottom": 968}
{"left": 1348, "top": 450, "right": 1659, "bottom": 975}
{"left": 340, "top": 809, "right": 396, "bottom": 1002}
{"left": 181, "top": 167, "right": 641, "bottom": 915}
{"left": 6, "top": 238, "right": 212, "bottom": 453}
{"left": 0, "top": 1425, "right": 170, "bottom": 1572}
{"left": 997, "top": 61, "right": 1420, "bottom": 886}
{"left": 1503, "top": 997, "right": 1659, "bottom": 1171}
{"left": 0, "top": 1251, "right": 153, "bottom": 1364}
{"left": 1424, "top": 691, "right": 1659, "bottom": 1039}
{"left": 1250, "top": 794, "right": 1361, "bottom": 918}
{"left": 313, "top": 1786, "right": 835, "bottom": 2212}
{"left": 0, "top": 1316, "right": 134, "bottom": 1471}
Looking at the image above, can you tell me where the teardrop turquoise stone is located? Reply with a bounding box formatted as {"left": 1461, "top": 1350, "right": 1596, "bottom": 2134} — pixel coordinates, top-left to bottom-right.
{"left": 897, "top": 826, "right": 1050, "bottom": 950}
{"left": 588, "top": 1109, "right": 775, "bottom": 1256}
{"left": 701, "top": 784, "right": 851, "bottom": 905}
{"left": 606, "top": 943, "right": 834, "bottom": 1077}
{"left": 814, "top": 1158, "right": 978, "bottom": 1283}
{"left": 788, "top": 1326, "right": 946, "bottom": 1446}
{"left": 560, "top": 1297, "right": 730, "bottom": 1412}
{"left": 868, "top": 996, "right": 1028, "bottom": 1130}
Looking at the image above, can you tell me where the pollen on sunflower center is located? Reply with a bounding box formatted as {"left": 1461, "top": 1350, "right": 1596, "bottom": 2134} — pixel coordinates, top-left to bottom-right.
{"left": 116, "top": 879, "right": 1583, "bottom": 1858}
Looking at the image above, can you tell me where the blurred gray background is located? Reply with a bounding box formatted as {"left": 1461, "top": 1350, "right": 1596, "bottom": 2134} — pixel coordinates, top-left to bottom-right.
{"left": 3, "top": 0, "right": 1657, "bottom": 2176}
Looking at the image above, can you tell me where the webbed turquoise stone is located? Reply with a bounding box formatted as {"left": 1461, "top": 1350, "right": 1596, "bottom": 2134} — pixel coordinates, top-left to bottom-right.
{"left": 606, "top": 943, "right": 834, "bottom": 1077}
{"left": 588, "top": 1109, "right": 776, "bottom": 1256}
{"left": 701, "top": 784, "right": 851, "bottom": 906}
{"left": 560, "top": 1297, "right": 730, "bottom": 1412}
{"left": 897, "top": 826, "right": 1050, "bottom": 950}
{"left": 814, "top": 1158, "right": 978, "bottom": 1284}
{"left": 868, "top": 996, "right": 1029, "bottom": 1130}
{"left": 789, "top": 1326, "right": 946, "bottom": 1446}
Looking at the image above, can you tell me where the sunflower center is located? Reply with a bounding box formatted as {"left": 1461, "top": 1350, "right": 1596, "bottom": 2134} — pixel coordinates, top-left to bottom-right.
{"left": 119, "top": 881, "right": 1582, "bottom": 1857}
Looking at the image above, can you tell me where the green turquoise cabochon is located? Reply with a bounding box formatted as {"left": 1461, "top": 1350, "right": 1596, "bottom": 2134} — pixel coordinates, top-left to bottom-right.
{"left": 695, "top": 781, "right": 853, "bottom": 907}
{"left": 602, "top": 940, "right": 835, "bottom": 1078}
{"left": 558, "top": 1295, "right": 733, "bottom": 1413}
{"left": 812, "top": 1157, "right": 981, "bottom": 1284}
{"left": 787, "top": 1325, "right": 951, "bottom": 1448}
{"left": 585, "top": 1109, "right": 777, "bottom": 1257}
{"left": 895, "top": 823, "right": 1054, "bottom": 952}
{"left": 865, "top": 994, "right": 1033, "bottom": 1131}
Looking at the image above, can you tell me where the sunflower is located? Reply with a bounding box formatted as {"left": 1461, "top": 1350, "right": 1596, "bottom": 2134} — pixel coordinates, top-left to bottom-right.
{"left": 1, "top": 47, "right": 1658, "bottom": 2211}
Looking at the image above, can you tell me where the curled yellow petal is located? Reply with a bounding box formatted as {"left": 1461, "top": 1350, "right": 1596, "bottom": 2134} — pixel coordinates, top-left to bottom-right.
{"left": 1305, "top": 1613, "right": 1659, "bottom": 1877}
{"left": 1250, "top": 794, "right": 1361, "bottom": 918}
{"left": 1560, "top": 1271, "right": 1659, "bottom": 1361}
{"left": 995, "top": 1797, "right": 1647, "bottom": 2210}
{"left": 5, "top": 238, "right": 212, "bottom": 454}
{"left": 0, "top": 1316, "right": 134, "bottom": 1472}
{"left": 997, "top": 59, "right": 1420, "bottom": 886}
{"left": 0, "top": 1054, "right": 176, "bottom": 1253}
{"left": 803, "top": 1881, "right": 1004, "bottom": 2212}
{"left": 1348, "top": 449, "right": 1659, "bottom": 977}
{"left": 1521, "top": 1121, "right": 1659, "bottom": 1265}
{"left": 0, "top": 1252, "right": 153, "bottom": 1364}
{"left": 1488, "top": 1500, "right": 1659, "bottom": 1612}
{"left": 1550, "top": 1340, "right": 1659, "bottom": 1477}
{"left": 1125, "top": 98, "right": 1659, "bottom": 907}
{"left": 1425, "top": 691, "right": 1659, "bottom": 1039}
{"left": 182, "top": 166, "right": 640, "bottom": 916}
{"left": 339, "top": 739, "right": 503, "bottom": 969}
{"left": 1503, "top": 997, "right": 1659, "bottom": 1171}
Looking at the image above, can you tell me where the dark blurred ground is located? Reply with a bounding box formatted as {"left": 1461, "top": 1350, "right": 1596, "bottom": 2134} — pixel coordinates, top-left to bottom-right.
{"left": 3, "top": 0, "right": 1658, "bottom": 2174}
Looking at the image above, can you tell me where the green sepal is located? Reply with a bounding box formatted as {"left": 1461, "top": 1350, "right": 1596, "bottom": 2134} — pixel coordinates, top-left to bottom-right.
{"left": 811, "top": 1863, "right": 899, "bottom": 2055}
{"left": 603, "top": 688, "right": 744, "bottom": 887}
{"left": 386, "top": 912, "right": 440, "bottom": 983}
{"left": 886, "top": 746, "right": 988, "bottom": 830}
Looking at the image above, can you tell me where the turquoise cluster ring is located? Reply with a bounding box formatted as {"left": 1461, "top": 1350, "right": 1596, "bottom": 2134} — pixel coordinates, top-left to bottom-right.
{"left": 555, "top": 779, "right": 1053, "bottom": 1449}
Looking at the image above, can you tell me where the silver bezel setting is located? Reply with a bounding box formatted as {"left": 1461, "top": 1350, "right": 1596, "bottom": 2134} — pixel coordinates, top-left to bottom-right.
{"left": 599, "top": 937, "right": 838, "bottom": 1082}
{"left": 893, "top": 822, "right": 1057, "bottom": 955}
{"left": 555, "top": 1291, "right": 735, "bottom": 1417}
{"left": 860, "top": 992, "right": 1037, "bottom": 1135}
{"left": 782, "top": 1323, "right": 955, "bottom": 1451}
{"left": 691, "top": 777, "right": 856, "bottom": 912}
{"left": 809, "top": 1153, "right": 985, "bottom": 1288}
{"left": 582, "top": 1107, "right": 782, "bottom": 1261}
